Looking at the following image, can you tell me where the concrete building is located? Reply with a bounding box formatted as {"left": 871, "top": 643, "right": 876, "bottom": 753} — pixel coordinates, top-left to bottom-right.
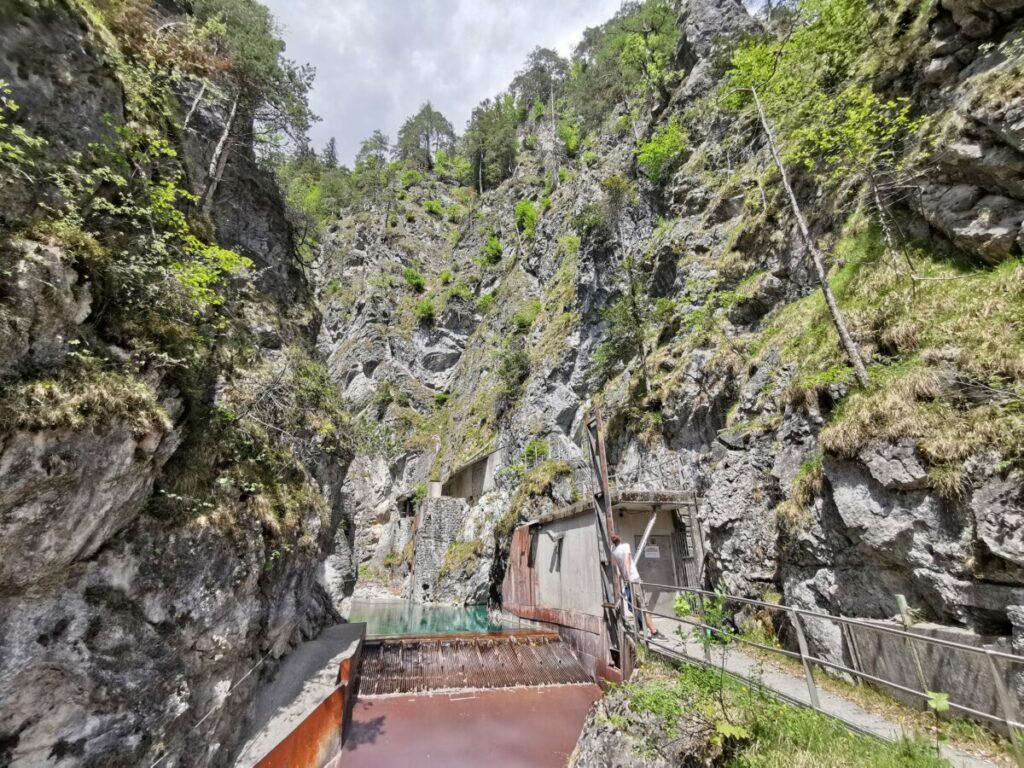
{"left": 502, "top": 490, "right": 703, "bottom": 681}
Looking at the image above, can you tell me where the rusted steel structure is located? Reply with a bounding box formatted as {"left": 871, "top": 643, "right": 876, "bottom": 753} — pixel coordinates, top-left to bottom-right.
{"left": 359, "top": 630, "right": 591, "bottom": 695}
{"left": 253, "top": 645, "right": 363, "bottom": 768}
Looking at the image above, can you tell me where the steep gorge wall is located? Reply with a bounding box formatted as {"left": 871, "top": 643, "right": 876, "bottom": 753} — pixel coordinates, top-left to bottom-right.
{"left": 0, "top": 3, "right": 354, "bottom": 766}
{"left": 320, "top": 0, "right": 1024, "bottom": 675}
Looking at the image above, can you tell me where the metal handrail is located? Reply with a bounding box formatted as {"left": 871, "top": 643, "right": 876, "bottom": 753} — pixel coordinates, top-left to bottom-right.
{"left": 625, "top": 581, "right": 1024, "bottom": 741}
{"left": 642, "top": 582, "right": 1024, "bottom": 663}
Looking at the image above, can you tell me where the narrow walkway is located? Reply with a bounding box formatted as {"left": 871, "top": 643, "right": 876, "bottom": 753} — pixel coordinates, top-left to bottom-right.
{"left": 648, "top": 617, "right": 997, "bottom": 768}
{"left": 234, "top": 623, "right": 364, "bottom": 766}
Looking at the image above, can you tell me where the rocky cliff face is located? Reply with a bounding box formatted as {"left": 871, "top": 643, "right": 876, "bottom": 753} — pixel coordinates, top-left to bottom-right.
{"left": 320, "top": 0, "right": 1024, "bottom": 672}
{"left": 0, "top": 3, "right": 353, "bottom": 766}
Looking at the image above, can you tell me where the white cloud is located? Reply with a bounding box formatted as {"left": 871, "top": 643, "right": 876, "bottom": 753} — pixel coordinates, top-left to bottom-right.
{"left": 261, "top": 0, "right": 625, "bottom": 164}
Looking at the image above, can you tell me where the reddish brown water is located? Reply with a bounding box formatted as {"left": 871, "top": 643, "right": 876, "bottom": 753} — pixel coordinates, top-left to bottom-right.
{"left": 342, "top": 684, "right": 601, "bottom": 768}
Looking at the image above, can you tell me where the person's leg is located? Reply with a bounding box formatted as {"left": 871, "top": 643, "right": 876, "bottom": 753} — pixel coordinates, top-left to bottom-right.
{"left": 634, "top": 581, "right": 658, "bottom": 635}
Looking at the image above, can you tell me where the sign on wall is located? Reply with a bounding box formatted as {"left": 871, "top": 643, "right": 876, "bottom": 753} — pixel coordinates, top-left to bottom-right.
{"left": 645, "top": 545, "right": 660, "bottom": 559}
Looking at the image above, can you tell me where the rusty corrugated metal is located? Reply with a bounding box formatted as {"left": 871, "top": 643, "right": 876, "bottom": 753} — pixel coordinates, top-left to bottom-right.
{"left": 360, "top": 632, "right": 591, "bottom": 696}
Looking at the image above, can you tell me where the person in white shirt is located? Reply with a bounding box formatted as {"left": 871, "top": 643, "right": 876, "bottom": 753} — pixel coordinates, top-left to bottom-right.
{"left": 610, "top": 533, "right": 660, "bottom": 636}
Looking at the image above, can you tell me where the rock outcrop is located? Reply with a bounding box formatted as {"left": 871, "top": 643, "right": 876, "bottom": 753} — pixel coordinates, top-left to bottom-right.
{"left": 0, "top": 3, "right": 354, "bottom": 766}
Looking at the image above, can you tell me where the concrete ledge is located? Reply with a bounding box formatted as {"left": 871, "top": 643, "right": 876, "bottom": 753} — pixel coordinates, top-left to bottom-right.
{"left": 529, "top": 490, "right": 695, "bottom": 526}
{"left": 235, "top": 622, "right": 366, "bottom": 766}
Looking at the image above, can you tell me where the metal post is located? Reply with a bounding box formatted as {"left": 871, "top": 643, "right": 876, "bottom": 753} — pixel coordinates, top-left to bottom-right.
{"left": 697, "top": 592, "right": 712, "bottom": 663}
{"left": 687, "top": 497, "right": 707, "bottom": 588}
{"left": 985, "top": 649, "right": 1022, "bottom": 748}
{"left": 636, "top": 509, "right": 659, "bottom": 561}
{"left": 586, "top": 408, "right": 623, "bottom": 665}
{"left": 789, "top": 608, "right": 822, "bottom": 709}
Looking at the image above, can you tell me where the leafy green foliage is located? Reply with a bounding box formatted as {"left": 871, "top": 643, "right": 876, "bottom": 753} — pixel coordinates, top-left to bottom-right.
{"left": 481, "top": 233, "right": 504, "bottom": 264}
{"left": 414, "top": 298, "right": 435, "bottom": 324}
{"left": 0, "top": 81, "right": 46, "bottom": 177}
{"left": 512, "top": 298, "right": 542, "bottom": 333}
{"left": 463, "top": 93, "right": 518, "bottom": 190}
{"left": 514, "top": 199, "right": 539, "bottom": 238}
{"left": 400, "top": 167, "right": 423, "bottom": 188}
{"left": 635, "top": 118, "right": 687, "bottom": 185}
{"left": 477, "top": 292, "right": 496, "bottom": 312}
{"left": 610, "top": 663, "right": 947, "bottom": 767}
{"left": 558, "top": 116, "right": 581, "bottom": 156}
{"left": 438, "top": 539, "right": 482, "bottom": 578}
{"left": 192, "top": 0, "right": 315, "bottom": 146}
{"left": 561, "top": 0, "right": 679, "bottom": 132}
{"left": 423, "top": 199, "right": 443, "bottom": 217}
{"left": 510, "top": 47, "right": 568, "bottom": 109}
{"left": 496, "top": 338, "right": 530, "bottom": 407}
{"left": 395, "top": 102, "right": 455, "bottom": 170}
{"left": 523, "top": 437, "right": 548, "bottom": 464}
{"left": 403, "top": 266, "right": 426, "bottom": 292}
{"left": 725, "top": 0, "right": 923, "bottom": 193}
{"left": 591, "top": 288, "right": 649, "bottom": 388}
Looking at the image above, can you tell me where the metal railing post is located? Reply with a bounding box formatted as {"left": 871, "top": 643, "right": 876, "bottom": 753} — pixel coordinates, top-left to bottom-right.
{"left": 985, "top": 649, "right": 1022, "bottom": 748}
{"left": 789, "top": 607, "right": 822, "bottom": 709}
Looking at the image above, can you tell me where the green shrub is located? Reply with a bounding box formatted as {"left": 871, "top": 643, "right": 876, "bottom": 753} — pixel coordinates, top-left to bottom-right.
{"left": 434, "top": 392, "right": 450, "bottom": 407}
{"left": 523, "top": 134, "right": 538, "bottom": 150}
{"left": 481, "top": 234, "right": 503, "bottom": 264}
{"left": 558, "top": 167, "right": 576, "bottom": 184}
{"left": 523, "top": 437, "right": 548, "bottom": 464}
{"left": 446, "top": 203, "right": 467, "bottom": 222}
{"left": 512, "top": 298, "right": 542, "bottom": 333}
{"left": 496, "top": 340, "right": 530, "bottom": 401}
{"left": 414, "top": 298, "right": 435, "bottom": 324}
{"left": 515, "top": 199, "right": 539, "bottom": 238}
{"left": 403, "top": 267, "right": 426, "bottom": 292}
{"left": 573, "top": 203, "right": 612, "bottom": 244}
{"left": 558, "top": 116, "right": 581, "bottom": 156}
{"left": 447, "top": 282, "right": 473, "bottom": 302}
{"left": 439, "top": 268, "right": 455, "bottom": 285}
{"left": 477, "top": 292, "right": 496, "bottom": 312}
{"left": 404, "top": 210, "right": 416, "bottom": 222}
{"left": 424, "top": 199, "right": 443, "bottom": 217}
{"left": 400, "top": 168, "right": 422, "bottom": 188}
{"left": 438, "top": 539, "right": 482, "bottom": 578}
{"left": 540, "top": 194, "right": 553, "bottom": 214}
{"left": 636, "top": 118, "right": 688, "bottom": 185}
{"left": 582, "top": 150, "right": 599, "bottom": 166}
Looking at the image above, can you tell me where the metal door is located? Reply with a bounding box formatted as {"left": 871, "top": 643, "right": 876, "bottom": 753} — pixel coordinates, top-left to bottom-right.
{"left": 633, "top": 534, "right": 677, "bottom": 614}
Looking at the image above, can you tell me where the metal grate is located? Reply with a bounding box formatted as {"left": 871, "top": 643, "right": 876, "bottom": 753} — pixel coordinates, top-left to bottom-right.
{"left": 359, "top": 633, "right": 593, "bottom": 696}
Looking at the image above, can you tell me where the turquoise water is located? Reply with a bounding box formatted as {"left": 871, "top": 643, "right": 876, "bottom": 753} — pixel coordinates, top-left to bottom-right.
{"left": 347, "top": 599, "right": 513, "bottom": 637}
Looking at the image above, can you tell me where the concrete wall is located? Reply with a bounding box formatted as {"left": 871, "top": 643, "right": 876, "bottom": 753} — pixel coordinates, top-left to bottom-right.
{"left": 534, "top": 515, "right": 604, "bottom": 616}
{"left": 846, "top": 620, "right": 1021, "bottom": 731}
{"left": 410, "top": 498, "right": 468, "bottom": 603}
{"left": 441, "top": 449, "right": 504, "bottom": 501}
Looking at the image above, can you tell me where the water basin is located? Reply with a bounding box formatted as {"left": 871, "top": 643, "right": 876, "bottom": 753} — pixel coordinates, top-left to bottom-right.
{"left": 346, "top": 599, "right": 519, "bottom": 637}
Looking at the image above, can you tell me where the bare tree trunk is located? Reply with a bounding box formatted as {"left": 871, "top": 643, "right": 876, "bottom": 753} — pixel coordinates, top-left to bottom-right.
{"left": 200, "top": 93, "right": 239, "bottom": 216}
{"left": 183, "top": 80, "right": 206, "bottom": 134}
{"left": 751, "top": 87, "right": 870, "bottom": 389}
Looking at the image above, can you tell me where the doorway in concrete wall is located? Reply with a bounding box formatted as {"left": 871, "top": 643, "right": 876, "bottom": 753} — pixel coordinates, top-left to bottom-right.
{"left": 633, "top": 534, "right": 679, "bottom": 614}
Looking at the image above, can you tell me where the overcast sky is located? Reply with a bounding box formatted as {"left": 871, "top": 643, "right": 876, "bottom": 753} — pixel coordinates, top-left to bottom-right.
{"left": 261, "top": 0, "right": 625, "bottom": 165}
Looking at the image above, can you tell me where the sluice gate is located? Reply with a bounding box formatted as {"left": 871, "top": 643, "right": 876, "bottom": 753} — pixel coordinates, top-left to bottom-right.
{"left": 359, "top": 630, "right": 593, "bottom": 696}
